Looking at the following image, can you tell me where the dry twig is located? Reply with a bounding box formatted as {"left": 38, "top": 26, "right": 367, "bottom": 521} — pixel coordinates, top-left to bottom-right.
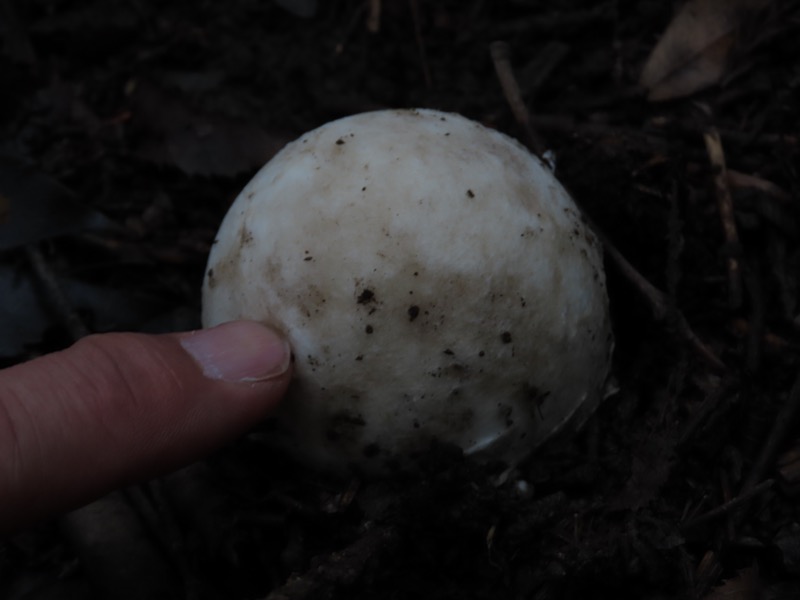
{"left": 408, "top": 0, "right": 431, "bottom": 88}
{"left": 678, "top": 378, "right": 736, "bottom": 447}
{"left": 703, "top": 126, "right": 744, "bottom": 309}
{"left": 693, "top": 550, "right": 724, "bottom": 598}
{"left": 585, "top": 209, "right": 726, "bottom": 372}
{"left": 489, "top": 41, "right": 548, "bottom": 159}
{"left": 489, "top": 44, "right": 726, "bottom": 372}
{"left": 25, "top": 243, "right": 180, "bottom": 599}
{"left": 681, "top": 479, "right": 773, "bottom": 530}
{"left": 366, "top": 0, "right": 381, "bottom": 33}
{"left": 740, "top": 373, "right": 800, "bottom": 498}
{"left": 25, "top": 245, "right": 89, "bottom": 340}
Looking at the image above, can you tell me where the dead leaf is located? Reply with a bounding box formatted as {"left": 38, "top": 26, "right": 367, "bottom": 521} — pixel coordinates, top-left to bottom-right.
{"left": 0, "top": 264, "right": 166, "bottom": 357}
{"left": 703, "top": 566, "right": 759, "bottom": 600}
{"left": 130, "top": 82, "right": 292, "bottom": 177}
{"left": 640, "top": 0, "right": 771, "bottom": 101}
{"left": 0, "top": 156, "right": 115, "bottom": 251}
{"left": 728, "top": 169, "right": 791, "bottom": 202}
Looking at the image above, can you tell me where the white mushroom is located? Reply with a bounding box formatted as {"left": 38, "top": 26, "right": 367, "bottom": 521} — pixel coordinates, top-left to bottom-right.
{"left": 202, "top": 108, "right": 613, "bottom": 474}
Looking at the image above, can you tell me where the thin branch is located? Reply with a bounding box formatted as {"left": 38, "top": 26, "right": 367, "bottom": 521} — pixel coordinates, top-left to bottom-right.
{"left": 489, "top": 41, "right": 548, "bottom": 159}
{"left": 366, "top": 0, "right": 381, "bottom": 33}
{"left": 681, "top": 479, "right": 773, "bottom": 530}
{"left": 703, "top": 127, "right": 743, "bottom": 309}
{"left": 408, "top": 0, "right": 432, "bottom": 89}
{"left": 25, "top": 244, "right": 89, "bottom": 340}
{"left": 26, "top": 244, "right": 179, "bottom": 598}
{"left": 740, "top": 372, "right": 800, "bottom": 497}
{"left": 488, "top": 44, "right": 726, "bottom": 373}
{"left": 592, "top": 224, "right": 727, "bottom": 372}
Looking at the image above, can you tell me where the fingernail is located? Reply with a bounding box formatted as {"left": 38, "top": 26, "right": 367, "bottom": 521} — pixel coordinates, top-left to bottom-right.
{"left": 180, "top": 321, "right": 291, "bottom": 383}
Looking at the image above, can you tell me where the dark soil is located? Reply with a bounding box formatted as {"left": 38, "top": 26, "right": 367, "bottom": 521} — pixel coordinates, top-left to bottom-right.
{"left": 2, "top": 1, "right": 800, "bottom": 599}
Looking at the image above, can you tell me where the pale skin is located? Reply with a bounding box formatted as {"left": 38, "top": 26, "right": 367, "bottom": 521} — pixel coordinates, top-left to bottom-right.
{"left": 0, "top": 320, "right": 292, "bottom": 534}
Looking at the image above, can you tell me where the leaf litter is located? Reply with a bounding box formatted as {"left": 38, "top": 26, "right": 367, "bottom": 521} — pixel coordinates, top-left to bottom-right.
{"left": 640, "top": 0, "right": 772, "bottom": 101}
{"left": 1, "top": 1, "right": 800, "bottom": 599}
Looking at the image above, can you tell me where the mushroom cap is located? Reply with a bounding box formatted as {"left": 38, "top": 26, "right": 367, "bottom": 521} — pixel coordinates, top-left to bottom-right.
{"left": 202, "top": 108, "right": 613, "bottom": 474}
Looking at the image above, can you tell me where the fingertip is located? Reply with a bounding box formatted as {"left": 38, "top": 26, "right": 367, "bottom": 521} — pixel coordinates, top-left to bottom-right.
{"left": 0, "top": 323, "right": 294, "bottom": 530}
{"left": 179, "top": 321, "right": 292, "bottom": 383}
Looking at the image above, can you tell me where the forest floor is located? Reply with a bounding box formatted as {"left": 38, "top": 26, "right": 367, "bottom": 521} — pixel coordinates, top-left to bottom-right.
{"left": 1, "top": 1, "right": 800, "bottom": 599}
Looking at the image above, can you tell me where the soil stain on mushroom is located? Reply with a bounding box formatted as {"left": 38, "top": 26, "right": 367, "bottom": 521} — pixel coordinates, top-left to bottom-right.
{"left": 357, "top": 288, "right": 376, "bottom": 304}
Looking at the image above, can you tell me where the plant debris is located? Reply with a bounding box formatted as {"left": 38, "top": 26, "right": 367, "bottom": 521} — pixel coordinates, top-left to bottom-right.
{"left": 1, "top": 1, "right": 799, "bottom": 599}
